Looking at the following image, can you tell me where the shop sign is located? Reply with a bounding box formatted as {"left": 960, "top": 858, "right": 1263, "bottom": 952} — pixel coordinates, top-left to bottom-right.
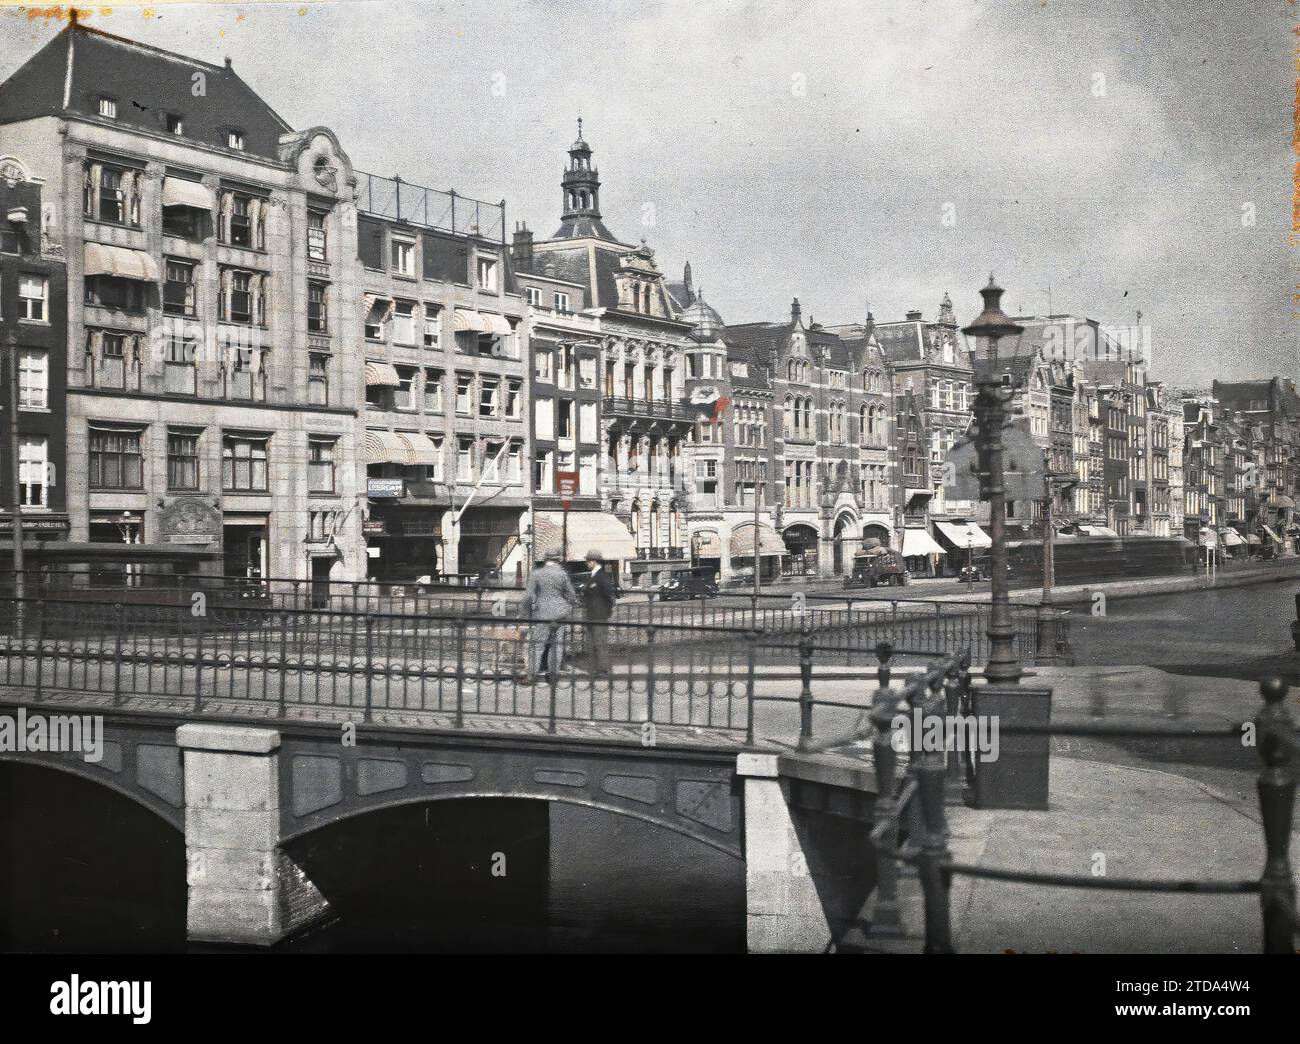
{"left": 368, "top": 479, "right": 404, "bottom": 499}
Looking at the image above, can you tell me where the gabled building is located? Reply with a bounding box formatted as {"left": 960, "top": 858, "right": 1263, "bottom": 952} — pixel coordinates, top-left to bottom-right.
{"left": 513, "top": 125, "right": 694, "bottom": 587}
{"left": 0, "top": 20, "right": 363, "bottom": 584}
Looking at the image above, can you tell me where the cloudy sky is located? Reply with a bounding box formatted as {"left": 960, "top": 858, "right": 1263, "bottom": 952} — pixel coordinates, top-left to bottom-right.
{"left": 2, "top": 0, "right": 1293, "bottom": 386}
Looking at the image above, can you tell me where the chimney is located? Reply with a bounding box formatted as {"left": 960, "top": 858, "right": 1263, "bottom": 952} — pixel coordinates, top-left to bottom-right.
{"left": 864, "top": 310, "right": 875, "bottom": 342}
{"left": 224, "top": 57, "right": 233, "bottom": 69}
{"left": 511, "top": 221, "right": 533, "bottom": 270}
{"left": 906, "top": 309, "right": 923, "bottom": 322}
{"left": 791, "top": 297, "right": 802, "bottom": 324}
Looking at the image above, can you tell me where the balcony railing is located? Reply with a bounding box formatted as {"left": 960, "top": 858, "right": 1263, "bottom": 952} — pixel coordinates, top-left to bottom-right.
{"left": 634, "top": 547, "right": 687, "bottom": 561}
{"left": 604, "top": 396, "right": 694, "bottom": 421}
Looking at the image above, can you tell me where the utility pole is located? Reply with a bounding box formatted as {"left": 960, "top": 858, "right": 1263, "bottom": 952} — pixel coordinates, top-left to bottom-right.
{"left": 6, "top": 330, "right": 25, "bottom": 634}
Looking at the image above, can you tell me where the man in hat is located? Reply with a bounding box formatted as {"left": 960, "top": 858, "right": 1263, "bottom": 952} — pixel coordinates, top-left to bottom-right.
{"left": 581, "top": 550, "right": 618, "bottom": 675}
{"left": 521, "top": 549, "right": 580, "bottom": 684}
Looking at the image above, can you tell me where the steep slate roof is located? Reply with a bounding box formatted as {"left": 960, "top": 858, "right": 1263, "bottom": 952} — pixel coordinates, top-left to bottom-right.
{"left": 551, "top": 213, "right": 619, "bottom": 242}
{"left": 0, "top": 23, "right": 293, "bottom": 160}
{"left": 722, "top": 322, "right": 792, "bottom": 373}
{"left": 872, "top": 320, "right": 928, "bottom": 363}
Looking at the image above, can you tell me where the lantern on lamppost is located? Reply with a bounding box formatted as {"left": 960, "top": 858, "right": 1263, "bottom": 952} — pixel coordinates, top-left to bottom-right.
{"left": 962, "top": 275, "right": 1024, "bottom": 685}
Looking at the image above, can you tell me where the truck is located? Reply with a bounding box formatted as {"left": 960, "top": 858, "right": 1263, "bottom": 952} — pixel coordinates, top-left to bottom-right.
{"left": 843, "top": 541, "right": 909, "bottom": 588}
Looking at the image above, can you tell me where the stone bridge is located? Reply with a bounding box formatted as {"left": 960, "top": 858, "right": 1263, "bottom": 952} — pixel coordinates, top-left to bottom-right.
{"left": 0, "top": 698, "right": 880, "bottom": 953}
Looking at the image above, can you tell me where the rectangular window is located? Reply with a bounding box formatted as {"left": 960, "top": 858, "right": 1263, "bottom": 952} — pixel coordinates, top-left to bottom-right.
{"left": 422, "top": 307, "right": 440, "bottom": 348}
{"left": 391, "top": 239, "right": 415, "bottom": 277}
{"left": 308, "top": 353, "right": 329, "bottom": 406}
{"left": 506, "top": 378, "right": 522, "bottom": 419}
{"left": 392, "top": 300, "right": 415, "bottom": 344}
{"left": 534, "top": 396, "right": 554, "bottom": 441}
{"left": 536, "top": 350, "right": 556, "bottom": 384}
{"left": 307, "top": 281, "right": 328, "bottom": 333}
{"left": 479, "top": 376, "right": 500, "bottom": 418}
{"left": 228, "top": 271, "right": 253, "bottom": 323}
{"left": 229, "top": 195, "right": 254, "bottom": 247}
{"left": 457, "top": 437, "right": 473, "bottom": 481}
{"left": 227, "top": 129, "right": 245, "bottom": 151}
{"left": 483, "top": 440, "right": 504, "bottom": 483}
{"left": 423, "top": 369, "right": 444, "bottom": 413}
{"left": 307, "top": 210, "right": 327, "bottom": 261}
{"left": 98, "top": 96, "right": 117, "bottom": 119}
{"left": 365, "top": 299, "right": 387, "bottom": 340}
{"left": 164, "top": 260, "right": 197, "bottom": 316}
{"left": 578, "top": 355, "right": 597, "bottom": 389}
{"left": 579, "top": 401, "right": 597, "bottom": 444}
{"left": 477, "top": 256, "right": 498, "bottom": 291}
{"left": 222, "top": 435, "right": 269, "bottom": 492}
{"left": 85, "top": 275, "right": 144, "bottom": 312}
{"left": 165, "top": 113, "right": 184, "bottom": 135}
{"left": 554, "top": 291, "right": 570, "bottom": 314}
{"left": 455, "top": 373, "right": 473, "bottom": 415}
{"left": 308, "top": 438, "right": 337, "bottom": 493}
{"left": 579, "top": 452, "right": 596, "bottom": 495}
{"left": 395, "top": 366, "right": 416, "bottom": 412}
{"left": 558, "top": 398, "right": 575, "bottom": 440}
{"left": 426, "top": 436, "right": 444, "bottom": 481}
{"left": 89, "top": 428, "right": 144, "bottom": 489}
{"left": 18, "top": 438, "right": 47, "bottom": 507}
{"left": 526, "top": 286, "right": 542, "bottom": 307}
{"left": 167, "top": 431, "right": 200, "bottom": 490}
{"left": 18, "top": 275, "right": 47, "bottom": 321}
{"left": 18, "top": 349, "right": 48, "bottom": 409}
{"left": 534, "top": 449, "right": 553, "bottom": 494}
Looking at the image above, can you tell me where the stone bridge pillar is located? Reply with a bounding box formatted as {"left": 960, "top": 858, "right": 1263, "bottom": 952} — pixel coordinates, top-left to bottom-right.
{"left": 738, "top": 751, "right": 876, "bottom": 953}
{"left": 177, "top": 724, "right": 327, "bottom": 946}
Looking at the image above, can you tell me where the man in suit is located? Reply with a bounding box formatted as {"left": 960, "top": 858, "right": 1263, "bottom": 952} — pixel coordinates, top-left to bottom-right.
{"left": 521, "top": 549, "right": 580, "bottom": 683}
{"left": 581, "top": 550, "right": 618, "bottom": 675}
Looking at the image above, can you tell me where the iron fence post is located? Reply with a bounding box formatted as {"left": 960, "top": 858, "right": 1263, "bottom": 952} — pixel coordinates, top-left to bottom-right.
{"left": 32, "top": 597, "right": 44, "bottom": 701}
{"left": 194, "top": 592, "right": 205, "bottom": 713}
{"left": 646, "top": 617, "right": 657, "bottom": 729}
{"left": 797, "top": 619, "right": 813, "bottom": 749}
{"left": 111, "top": 602, "right": 124, "bottom": 707}
{"left": 917, "top": 673, "right": 955, "bottom": 953}
{"left": 277, "top": 611, "right": 289, "bottom": 718}
{"left": 455, "top": 619, "right": 467, "bottom": 730}
{"left": 1255, "top": 677, "right": 1297, "bottom": 954}
{"left": 867, "top": 643, "right": 903, "bottom": 938}
{"left": 363, "top": 613, "right": 375, "bottom": 724}
{"left": 944, "top": 664, "right": 964, "bottom": 799}
{"left": 745, "top": 629, "right": 758, "bottom": 746}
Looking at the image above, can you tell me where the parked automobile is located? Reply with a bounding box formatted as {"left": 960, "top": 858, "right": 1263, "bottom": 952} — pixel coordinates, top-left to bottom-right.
{"left": 957, "top": 564, "right": 987, "bottom": 583}
{"left": 657, "top": 566, "right": 720, "bottom": 601}
{"left": 843, "top": 545, "right": 909, "bottom": 588}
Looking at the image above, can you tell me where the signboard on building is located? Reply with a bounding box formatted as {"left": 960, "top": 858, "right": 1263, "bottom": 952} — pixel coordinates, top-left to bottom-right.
{"left": 556, "top": 470, "right": 578, "bottom": 509}
{"left": 362, "top": 519, "right": 385, "bottom": 535}
{"left": 368, "top": 478, "right": 404, "bottom": 499}
{"left": 157, "top": 497, "right": 220, "bottom": 545}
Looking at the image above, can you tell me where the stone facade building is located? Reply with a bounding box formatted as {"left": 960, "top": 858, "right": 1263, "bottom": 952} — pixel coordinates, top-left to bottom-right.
{"left": 0, "top": 22, "right": 363, "bottom": 583}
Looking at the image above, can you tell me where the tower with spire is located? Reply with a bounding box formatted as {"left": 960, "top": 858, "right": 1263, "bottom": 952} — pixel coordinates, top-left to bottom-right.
{"left": 555, "top": 118, "right": 616, "bottom": 241}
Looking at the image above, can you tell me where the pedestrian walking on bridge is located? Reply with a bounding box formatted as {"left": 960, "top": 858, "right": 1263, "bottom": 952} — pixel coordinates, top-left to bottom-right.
{"left": 582, "top": 550, "right": 619, "bottom": 675}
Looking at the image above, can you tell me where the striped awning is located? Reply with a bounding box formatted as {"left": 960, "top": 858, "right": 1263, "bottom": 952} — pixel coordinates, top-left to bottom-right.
{"left": 364, "top": 361, "right": 401, "bottom": 387}
{"left": 364, "top": 430, "right": 411, "bottom": 465}
{"left": 84, "top": 242, "right": 160, "bottom": 281}
{"left": 901, "top": 528, "right": 946, "bottom": 557}
{"left": 1219, "top": 528, "right": 1245, "bottom": 547}
{"left": 729, "top": 522, "right": 786, "bottom": 557}
{"left": 398, "top": 432, "right": 441, "bottom": 466}
{"left": 1261, "top": 523, "right": 1283, "bottom": 544}
{"left": 479, "top": 312, "right": 513, "bottom": 335}
{"left": 533, "top": 511, "right": 637, "bottom": 561}
{"left": 934, "top": 521, "right": 992, "bottom": 549}
{"left": 161, "top": 176, "right": 213, "bottom": 210}
{"left": 452, "top": 309, "right": 490, "bottom": 333}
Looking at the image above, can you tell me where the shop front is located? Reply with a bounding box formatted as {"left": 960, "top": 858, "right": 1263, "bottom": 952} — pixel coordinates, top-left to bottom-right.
{"left": 728, "top": 522, "right": 785, "bottom": 582}
{"left": 782, "top": 523, "right": 819, "bottom": 577}
{"left": 900, "top": 526, "right": 946, "bottom": 578}
{"left": 533, "top": 510, "right": 636, "bottom": 575}
{"left": 933, "top": 520, "right": 992, "bottom": 577}
{"left": 364, "top": 484, "right": 442, "bottom": 583}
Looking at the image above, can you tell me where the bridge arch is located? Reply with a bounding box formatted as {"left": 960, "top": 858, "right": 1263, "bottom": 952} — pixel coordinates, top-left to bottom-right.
{"left": 0, "top": 749, "right": 185, "bottom": 833}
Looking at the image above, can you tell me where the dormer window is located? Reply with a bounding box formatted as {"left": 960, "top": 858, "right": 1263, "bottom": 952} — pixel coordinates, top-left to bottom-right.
{"left": 165, "top": 113, "right": 184, "bottom": 135}
{"left": 98, "top": 96, "right": 117, "bottom": 119}
{"left": 226, "top": 129, "right": 245, "bottom": 151}
{"left": 476, "top": 256, "right": 498, "bottom": 291}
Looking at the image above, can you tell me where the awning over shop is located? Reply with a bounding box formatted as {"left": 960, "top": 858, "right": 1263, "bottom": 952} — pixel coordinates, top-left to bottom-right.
{"left": 452, "top": 309, "right": 490, "bottom": 333}
{"left": 934, "top": 521, "right": 992, "bottom": 549}
{"left": 84, "top": 242, "right": 159, "bottom": 281}
{"left": 901, "top": 527, "right": 946, "bottom": 557}
{"left": 904, "top": 487, "right": 934, "bottom": 502}
{"left": 398, "top": 432, "right": 441, "bottom": 466}
{"left": 729, "top": 522, "right": 787, "bottom": 558}
{"left": 161, "top": 176, "right": 213, "bottom": 210}
{"left": 692, "top": 530, "right": 722, "bottom": 557}
{"left": 1274, "top": 495, "right": 1296, "bottom": 509}
{"left": 1247, "top": 534, "right": 1262, "bottom": 545}
{"left": 479, "top": 312, "right": 513, "bottom": 335}
{"left": 1198, "top": 529, "right": 1218, "bottom": 547}
{"left": 364, "top": 361, "right": 402, "bottom": 387}
{"left": 1219, "top": 529, "right": 1245, "bottom": 547}
{"left": 364, "top": 429, "right": 411, "bottom": 465}
{"left": 533, "top": 511, "right": 637, "bottom": 561}
{"left": 1261, "top": 523, "right": 1283, "bottom": 544}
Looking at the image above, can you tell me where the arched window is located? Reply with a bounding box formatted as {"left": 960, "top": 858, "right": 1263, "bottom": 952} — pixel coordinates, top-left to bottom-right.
{"left": 630, "top": 501, "right": 642, "bottom": 545}
{"left": 860, "top": 404, "right": 869, "bottom": 444}
{"left": 643, "top": 284, "right": 651, "bottom": 313}
{"left": 668, "top": 503, "right": 680, "bottom": 547}
{"left": 649, "top": 502, "right": 661, "bottom": 549}
{"left": 784, "top": 395, "right": 794, "bottom": 435}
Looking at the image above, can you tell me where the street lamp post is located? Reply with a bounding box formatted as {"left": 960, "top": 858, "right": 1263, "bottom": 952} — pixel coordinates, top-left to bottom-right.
{"left": 963, "top": 277, "right": 1023, "bottom": 685}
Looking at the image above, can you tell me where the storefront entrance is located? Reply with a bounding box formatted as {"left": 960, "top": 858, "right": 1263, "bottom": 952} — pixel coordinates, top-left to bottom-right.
{"left": 222, "top": 519, "right": 268, "bottom": 581}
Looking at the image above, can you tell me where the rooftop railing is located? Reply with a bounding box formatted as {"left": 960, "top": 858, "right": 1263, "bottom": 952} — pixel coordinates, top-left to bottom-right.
{"left": 355, "top": 171, "right": 505, "bottom": 242}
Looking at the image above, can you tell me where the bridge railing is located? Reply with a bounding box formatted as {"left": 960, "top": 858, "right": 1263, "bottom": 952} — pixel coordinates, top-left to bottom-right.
{"left": 0, "top": 572, "right": 1052, "bottom": 669}
{"left": 803, "top": 649, "right": 1299, "bottom": 954}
